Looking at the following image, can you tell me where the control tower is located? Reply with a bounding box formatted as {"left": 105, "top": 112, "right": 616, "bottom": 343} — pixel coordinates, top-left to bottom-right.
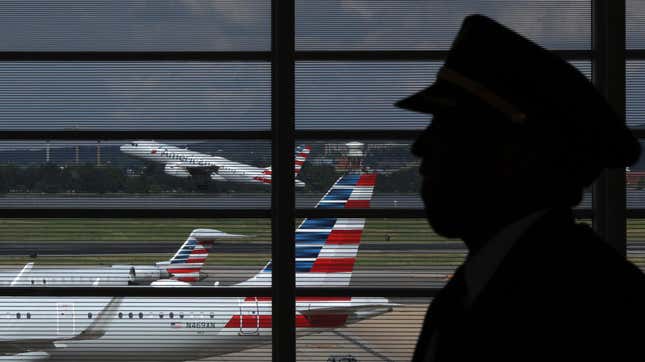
{"left": 345, "top": 141, "right": 365, "bottom": 173}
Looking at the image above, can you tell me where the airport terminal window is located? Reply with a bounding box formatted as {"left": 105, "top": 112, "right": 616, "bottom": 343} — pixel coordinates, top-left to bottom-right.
{"left": 627, "top": 2, "right": 645, "bottom": 272}
{"left": 293, "top": 2, "right": 597, "bottom": 360}
{"left": 0, "top": 1, "right": 629, "bottom": 362}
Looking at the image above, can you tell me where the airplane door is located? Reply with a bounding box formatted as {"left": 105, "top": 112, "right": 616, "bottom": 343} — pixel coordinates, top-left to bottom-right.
{"left": 56, "top": 303, "right": 75, "bottom": 336}
{"left": 239, "top": 297, "right": 259, "bottom": 335}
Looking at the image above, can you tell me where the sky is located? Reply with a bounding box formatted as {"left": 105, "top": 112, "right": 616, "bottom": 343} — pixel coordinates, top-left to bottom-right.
{"left": 0, "top": 0, "right": 642, "bottom": 131}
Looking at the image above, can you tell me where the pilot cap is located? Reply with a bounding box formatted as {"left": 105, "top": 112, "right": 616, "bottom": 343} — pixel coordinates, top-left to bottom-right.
{"left": 396, "top": 14, "right": 640, "bottom": 174}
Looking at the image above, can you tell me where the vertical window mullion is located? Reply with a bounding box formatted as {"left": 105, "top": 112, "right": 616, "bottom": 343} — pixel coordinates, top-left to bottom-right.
{"left": 272, "top": 0, "right": 296, "bottom": 361}
{"left": 592, "top": 0, "right": 627, "bottom": 255}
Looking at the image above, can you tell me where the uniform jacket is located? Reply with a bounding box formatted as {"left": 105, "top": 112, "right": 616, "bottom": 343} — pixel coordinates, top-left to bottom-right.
{"left": 413, "top": 208, "right": 645, "bottom": 361}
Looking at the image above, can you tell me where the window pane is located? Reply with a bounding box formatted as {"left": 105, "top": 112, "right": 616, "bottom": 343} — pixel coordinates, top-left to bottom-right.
{"left": 297, "top": 0, "right": 591, "bottom": 50}
{"left": 627, "top": 61, "right": 645, "bottom": 129}
{"left": 289, "top": 217, "right": 590, "bottom": 289}
{"left": 296, "top": 297, "right": 428, "bottom": 362}
{"left": 620, "top": 138, "right": 643, "bottom": 271}
{"left": 0, "top": 298, "right": 272, "bottom": 360}
{"left": 0, "top": 62, "right": 270, "bottom": 131}
{"left": 0, "top": 0, "right": 269, "bottom": 51}
{"left": 296, "top": 140, "right": 591, "bottom": 209}
{"left": 627, "top": 141, "right": 645, "bottom": 209}
{"left": 296, "top": 61, "right": 592, "bottom": 130}
{"left": 0, "top": 140, "right": 271, "bottom": 209}
{"left": 628, "top": 219, "right": 645, "bottom": 273}
{"left": 627, "top": 0, "right": 645, "bottom": 49}
{"left": 0, "top": 218, "right": 269, "bottom": 286}
{"left": 297, "top": 140, "right": 422, "bottom": 209}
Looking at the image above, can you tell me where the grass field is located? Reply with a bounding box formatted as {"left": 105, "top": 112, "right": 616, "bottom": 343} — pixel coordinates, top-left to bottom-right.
{"left": 0, "top": 218, "right": 450, "bottom": 243}
{"left": 2, "top": 217, "right": 628, "bottom": 268}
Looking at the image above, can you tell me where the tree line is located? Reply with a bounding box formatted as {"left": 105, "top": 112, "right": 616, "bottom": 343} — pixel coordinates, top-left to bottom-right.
{"left": 0, "top": 163, "right": 420, "bottom": 194}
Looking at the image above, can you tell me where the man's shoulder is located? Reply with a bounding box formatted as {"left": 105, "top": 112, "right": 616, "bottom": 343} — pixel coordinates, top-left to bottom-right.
{"left": 511, "top": 219, "right": 645, "bottom": 294}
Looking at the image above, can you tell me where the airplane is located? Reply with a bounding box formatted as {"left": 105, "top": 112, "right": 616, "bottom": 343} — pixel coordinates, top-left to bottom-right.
{"left": 3, "top": 229, "right": 245, "bottom": 287}
{"left": 120, "top": 141, "right": 311, "bottom": 188}
{"left": 0, "top": 173, "right": 393, "bottom": 361}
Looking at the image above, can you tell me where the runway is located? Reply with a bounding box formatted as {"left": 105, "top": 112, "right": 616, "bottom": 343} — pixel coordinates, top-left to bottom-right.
{"left": 0, "top": 241, "right": 465, "bottom": 256}
{"left": 5, "top": 239, "right": 645, "bottom": 256}
{"left": 0, "top": 191, "right": 594, "bottom": 209}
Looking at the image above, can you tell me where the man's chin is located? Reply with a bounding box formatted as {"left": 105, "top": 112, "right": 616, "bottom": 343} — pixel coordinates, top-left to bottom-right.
{"left": 426, "top": 213, "right": 463, "bottom": 239}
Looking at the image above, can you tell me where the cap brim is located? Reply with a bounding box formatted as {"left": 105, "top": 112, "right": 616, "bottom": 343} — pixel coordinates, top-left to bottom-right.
{"left": 395, "top": 83, "right": 458, "bottom": 114}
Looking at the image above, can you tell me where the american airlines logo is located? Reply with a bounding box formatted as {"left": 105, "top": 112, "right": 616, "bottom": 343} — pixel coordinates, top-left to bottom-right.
{"left": 160, "top": 149, "right": 211, "bottom": 167}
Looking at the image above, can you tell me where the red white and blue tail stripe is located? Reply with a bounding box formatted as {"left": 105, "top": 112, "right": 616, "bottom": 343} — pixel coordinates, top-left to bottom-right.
{"left": 294, "top": 144, "right": 311, "bottom": 178}
{"left": 161, "top": 228, "right": 245, "bottom": 282}
{"left": 254, "top": 145, "right": 311, "bottom": 185}
{"left": 241, "top": 173, "right": 376, "bottom": 287}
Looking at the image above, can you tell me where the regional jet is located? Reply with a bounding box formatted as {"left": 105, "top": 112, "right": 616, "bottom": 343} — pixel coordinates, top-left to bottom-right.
{"left": 120, "top": 141, "right": 310, "bottom": 187}
{"left": 4, "top": 229, "right": 245, "bottom": 287}
{"left": 0, "top": 173, "right": 390, "bottom": 361}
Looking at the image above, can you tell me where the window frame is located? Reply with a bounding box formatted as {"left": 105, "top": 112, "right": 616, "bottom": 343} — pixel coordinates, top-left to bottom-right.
{"left": 0, "top": 2, "right": 627, "bottom": 362}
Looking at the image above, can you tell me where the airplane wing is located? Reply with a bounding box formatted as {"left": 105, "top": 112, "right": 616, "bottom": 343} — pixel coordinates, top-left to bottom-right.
{"left": 10, "top": 262, "right": 34, "bottom": 286}
{"left": 298, "top": 297, "right": 397, "bottom": 324}
{"left": 71, "top": 296, "right": 124, "bottom": 340}
{"left": 0, "top": 297, "right": 123, "bottom": 357}
{"left": 299, "top": 301, "right": 398, "bottom": 317}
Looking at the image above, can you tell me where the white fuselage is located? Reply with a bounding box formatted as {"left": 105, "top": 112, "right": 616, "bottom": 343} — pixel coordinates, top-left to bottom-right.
{"left": 120, "top": 142, "right": 269, "bottom": 185}
{"left": 0, "top": 296, "right": 390, "bottom": 362}
{"left": 0, "top": 265, "right": 167, "bottom": 287}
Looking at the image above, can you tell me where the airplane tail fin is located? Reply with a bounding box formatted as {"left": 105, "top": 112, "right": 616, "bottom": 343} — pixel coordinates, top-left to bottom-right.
{"left": 258, "top": 145, "right": 311, "bottom": 186}
{"left": 294, "top": 144, "right": 311, "bottom": 178}
{"left": 240, "top": 173, "right": 376, "bottom": 287}
{"left": 160, "top": 228, "right": 246, "bottom": 282}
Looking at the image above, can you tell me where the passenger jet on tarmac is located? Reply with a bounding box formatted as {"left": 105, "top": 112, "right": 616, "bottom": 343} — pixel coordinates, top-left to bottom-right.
{"left": 4, "top": 229, "right": 245, "bottom": 287}
{"left": 120, "top": 141, "right": 311, "bottom": 187}
{"left": 0, "top": 173, "right": 390, "bottom": 361}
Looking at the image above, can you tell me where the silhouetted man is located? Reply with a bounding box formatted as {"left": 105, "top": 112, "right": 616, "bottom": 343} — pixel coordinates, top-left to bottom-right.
{"left": 396, "top": 15, "right": 645, "bottom": 361}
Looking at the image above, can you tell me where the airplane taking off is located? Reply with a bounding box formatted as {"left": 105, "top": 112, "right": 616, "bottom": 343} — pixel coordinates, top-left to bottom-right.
{"left": 120, "top": 141, "right": 311, "bottom": 187}
{"left": 4, "top": 229, "right": 245, "bottom": 287}
{"left": 0, "top": 173, "right": 389, "bottom": 361}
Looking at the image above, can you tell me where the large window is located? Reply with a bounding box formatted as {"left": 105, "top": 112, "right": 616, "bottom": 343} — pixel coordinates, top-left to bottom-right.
{"left": 627, "top": 0, "right": 645, "bottom": 270}
{"left": 0, "top": 1, "right": 628, "bottom": 361}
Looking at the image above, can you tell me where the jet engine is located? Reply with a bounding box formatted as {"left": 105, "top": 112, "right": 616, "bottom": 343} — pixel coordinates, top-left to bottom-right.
{"left": 112, "top": 265, "right": 169, "bottom": 285}
{"left": 164, "top": 162, "right": 191, "bottom": 178}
